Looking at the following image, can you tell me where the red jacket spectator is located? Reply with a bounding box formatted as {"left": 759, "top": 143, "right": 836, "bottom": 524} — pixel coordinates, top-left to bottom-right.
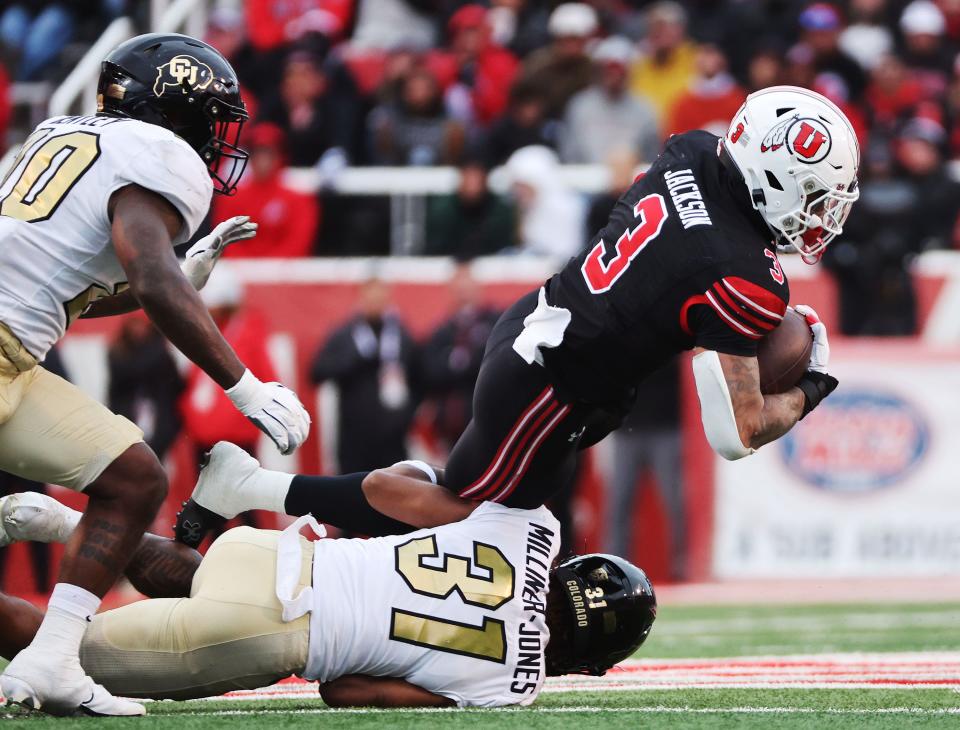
{"left": 429, "top": 5, "right": 519, "bottom": 126}
{"left": 180, "top": 282, "right": 277, "bottom": 449}
{"left": 666, "top": 83, "right": 744, "bottom": 137}
{"left": 245, "top": 0, "right": 353, "bottom": 51}
{"left": 214, "top": 123, "right": 320, "bottom": 258}
{"left": 665, "top": 44, "right": 746, "bottom": 137}
{"left": 865, "top": 55, "right": 925, "bottom": 129}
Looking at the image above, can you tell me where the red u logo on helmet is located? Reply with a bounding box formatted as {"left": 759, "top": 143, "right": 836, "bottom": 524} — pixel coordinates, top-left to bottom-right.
{"left": 792, "top": 121, "right": 829, "bottom": 160}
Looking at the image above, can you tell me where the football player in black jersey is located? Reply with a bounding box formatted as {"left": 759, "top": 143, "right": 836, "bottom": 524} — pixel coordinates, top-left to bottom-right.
{"left": 176, "top": 86, "right": 857, "bottom": 542}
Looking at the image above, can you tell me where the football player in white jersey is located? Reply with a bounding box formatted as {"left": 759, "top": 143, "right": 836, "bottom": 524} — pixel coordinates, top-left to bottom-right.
{"left": 0, "top": 465, "right": 656, "bottom": 708}
{"left": 0, "top": 34, "right": 310, "bottom": 715}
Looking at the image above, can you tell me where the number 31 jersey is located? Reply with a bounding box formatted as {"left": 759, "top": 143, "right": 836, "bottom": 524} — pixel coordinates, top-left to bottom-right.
{"left": 0, "top": 115, "right": 212, "bottom": 360}
{"left": 302, "top": 503, "right": 562, "bottom": 707}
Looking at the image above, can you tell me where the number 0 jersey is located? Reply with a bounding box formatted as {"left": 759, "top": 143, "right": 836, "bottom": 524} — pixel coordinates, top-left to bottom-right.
{"left": 294, "top": 503, "right": 561, "bottom": 707}
{"left": 541, "top": 130, "right": 790, "bottom": 407}
{"left": 0, "top": 115, "right": 212, "bottom": 359}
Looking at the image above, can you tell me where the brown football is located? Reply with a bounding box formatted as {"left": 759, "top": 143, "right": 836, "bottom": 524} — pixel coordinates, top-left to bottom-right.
{"left": 757, "top": 307, "right": 813, "bottom": 394}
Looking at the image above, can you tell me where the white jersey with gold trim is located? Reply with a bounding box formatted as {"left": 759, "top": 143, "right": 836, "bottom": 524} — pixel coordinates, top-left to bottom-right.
{"left": 0, "top": 114, "right": 212, "bottom": 359}
{"left": 303, "top": 503, "right": 562, "bottom": 707}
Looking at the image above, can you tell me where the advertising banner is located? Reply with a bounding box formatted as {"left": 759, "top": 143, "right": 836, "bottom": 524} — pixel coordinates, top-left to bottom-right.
{"left": 713, "top": 343, "right": 960, "bottom": 578}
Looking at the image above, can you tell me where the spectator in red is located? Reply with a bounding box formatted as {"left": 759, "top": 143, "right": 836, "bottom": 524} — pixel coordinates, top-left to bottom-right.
{"left": 439, "top": 5, "right": 519, "bottom": 127}
{"left": 215, "top": 123, "right": 319, "bottom": 258}
{"left": 180, "top": 264, "right": 279, "bottom": 466}
{"left": 865, "top": 54, "right": 924, "bottom": 131}
{"left": 665, "top": 42, "right": 745, "bottom": 137}
{"left": 245, "top": 0, "right": 351, "bottom": 53}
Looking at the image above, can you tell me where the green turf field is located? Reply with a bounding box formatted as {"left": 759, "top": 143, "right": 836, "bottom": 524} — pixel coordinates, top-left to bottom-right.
{"left": 2, "top": 602, "right": 958, "bottom": 728}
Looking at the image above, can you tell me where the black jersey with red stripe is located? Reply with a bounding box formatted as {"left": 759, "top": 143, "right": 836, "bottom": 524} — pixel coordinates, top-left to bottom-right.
{"left": 541, "top": 130, "right": 789, "bottom": 406}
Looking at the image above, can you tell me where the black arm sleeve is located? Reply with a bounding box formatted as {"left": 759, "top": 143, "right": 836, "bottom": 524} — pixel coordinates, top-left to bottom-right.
{"left": 689, "top": 303, "right": 760, "bottom": 357}
{"left": 284, "top": 473, "right": 412, "bottom": 537}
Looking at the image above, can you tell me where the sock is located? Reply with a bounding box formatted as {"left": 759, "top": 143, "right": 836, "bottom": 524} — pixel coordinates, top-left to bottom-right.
{"left": 284, "top": 473, "right": 412, "bottom": 537}
{"left": 242, "top": 467, "right": 293, "bottom": 515}
{"left": 30, "top": 583, "right": 100, "bottom": 659}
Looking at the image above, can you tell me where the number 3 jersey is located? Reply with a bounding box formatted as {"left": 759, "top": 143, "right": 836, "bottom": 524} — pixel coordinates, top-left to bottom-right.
{"left": 0, "top": 115, "right": 212, "bottom": 360}
{"left": 541, "top": 130, "right": 791, "bottom": 408}
{"left": 298, "top": 503, "right": 562, "bottom": 707}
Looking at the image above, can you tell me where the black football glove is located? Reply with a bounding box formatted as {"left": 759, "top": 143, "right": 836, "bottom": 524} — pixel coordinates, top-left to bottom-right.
{"left": 796, "top": 370, "right": 838, "bottom": 419}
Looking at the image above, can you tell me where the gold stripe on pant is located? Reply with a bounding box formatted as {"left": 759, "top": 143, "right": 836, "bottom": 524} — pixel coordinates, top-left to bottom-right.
{"left": 80, "top": 527, "right": 313, "bottom": 700}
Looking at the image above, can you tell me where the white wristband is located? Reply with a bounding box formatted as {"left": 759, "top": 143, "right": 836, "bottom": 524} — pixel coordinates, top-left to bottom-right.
{"left": 225, "top": 369, "right": 260, "bottom": 415}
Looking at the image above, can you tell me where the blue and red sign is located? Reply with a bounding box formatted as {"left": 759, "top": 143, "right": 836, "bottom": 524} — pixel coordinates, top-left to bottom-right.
{"left": 781, "top": 390, "right": 929, "bottom": 493}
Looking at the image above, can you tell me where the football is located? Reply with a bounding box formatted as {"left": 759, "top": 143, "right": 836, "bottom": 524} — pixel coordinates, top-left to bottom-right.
{"left": 757, "top": 307, "right": 814, "bottom": 394}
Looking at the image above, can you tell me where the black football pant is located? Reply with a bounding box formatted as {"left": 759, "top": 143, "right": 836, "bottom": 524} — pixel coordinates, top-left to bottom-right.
{"left": 444, "top": 290, "right": 616, "bottom": 509}
{"left": 283, "top": 290, "right": 619, "bottom": 535}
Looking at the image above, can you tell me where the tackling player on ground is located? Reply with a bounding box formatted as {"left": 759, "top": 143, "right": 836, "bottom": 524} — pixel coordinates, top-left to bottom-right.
{"left": 177, "top": 86, "right": 856, "bottom": 544}
{"left": 0, "top": 475, "right": 655, "bottom": 708}
{"left": 0, "top": 34, "right": 310, "bottom": 715}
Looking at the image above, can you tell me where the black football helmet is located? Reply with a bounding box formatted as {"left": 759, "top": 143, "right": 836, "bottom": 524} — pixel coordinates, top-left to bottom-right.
{"left": 97, "top": 33, "right": 248, "bottom": 195}
{"left": 551, "top": 553, "right": 656, "bottom": 676}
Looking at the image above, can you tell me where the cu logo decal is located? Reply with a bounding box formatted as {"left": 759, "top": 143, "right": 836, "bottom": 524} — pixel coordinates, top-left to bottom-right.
{"left": 787, "top": 118, "right": 831, "bottom": 164}
{"left": 153, "top": 55, "right": 213, "bottom": 97}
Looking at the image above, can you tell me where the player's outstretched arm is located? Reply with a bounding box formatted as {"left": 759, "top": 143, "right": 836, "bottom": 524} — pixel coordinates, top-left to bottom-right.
{"left": 110, "top": 185, "right": 309, "bottom": 454}
{"left": 110, "top": 184, "right": 246, "bottom": 387}
{"left": 82, "top": 215, "right": 258, "bottom": 319}
{"left": 362, "top": 462, "right": 475, "bottom": 528}
{"left": 318, "top": 675, "right": 455, "bottom": 708}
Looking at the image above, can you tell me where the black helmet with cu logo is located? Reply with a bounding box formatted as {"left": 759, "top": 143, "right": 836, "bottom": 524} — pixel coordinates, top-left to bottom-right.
{"left": 97, "top": 32, "right": 248, "bottom": 195}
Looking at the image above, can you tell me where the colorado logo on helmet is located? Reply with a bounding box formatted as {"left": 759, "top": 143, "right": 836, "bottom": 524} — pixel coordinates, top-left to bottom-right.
{"left": 760, "top": 116, "right": 832, "bottom": 164}
{"left": 153, "top": 55, "right": 213, "bottom": 97}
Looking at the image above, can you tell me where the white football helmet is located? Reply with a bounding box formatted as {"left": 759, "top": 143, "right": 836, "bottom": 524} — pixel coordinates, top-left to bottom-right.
{"left": 722, "top": 85, "right": 860, "bottom": 264}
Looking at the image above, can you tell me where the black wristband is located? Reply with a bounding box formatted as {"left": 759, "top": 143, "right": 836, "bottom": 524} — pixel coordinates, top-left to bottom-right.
{"left": 796, "top": 371, "right": 839, "bottom": 419}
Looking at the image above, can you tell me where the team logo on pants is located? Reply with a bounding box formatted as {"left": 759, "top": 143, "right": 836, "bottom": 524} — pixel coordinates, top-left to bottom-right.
{"left": 153, "top": 55, "right": 213, "bottom": 97}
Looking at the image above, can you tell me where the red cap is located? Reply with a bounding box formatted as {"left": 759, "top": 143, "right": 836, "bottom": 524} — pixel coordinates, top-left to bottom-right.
{"left": 449, "top": 4, "right": 487, "bottom": 35}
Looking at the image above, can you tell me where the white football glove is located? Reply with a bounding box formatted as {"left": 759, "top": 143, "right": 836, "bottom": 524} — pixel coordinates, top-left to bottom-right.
{"left": 225, "top": 370, "right": 311, "bottom": 455}
{"left": 181, "top": 216, "right": 258, "bottom": 290}
{"left": 794, "top": 304, "right": 830, "bottom": 373}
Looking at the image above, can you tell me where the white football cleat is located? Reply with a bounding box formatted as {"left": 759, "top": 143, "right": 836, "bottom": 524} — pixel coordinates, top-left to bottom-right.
{"left": 175, "top": 441, "right": 262, "bottom": 548}
{"left": 0, "top": 492, "right": 80, "bottom": 547}
{"left": 1, "top": 646, "right": 142, "bottom": 717}
{"left": 193, "top": 441, "right": 262, "bottom": 519}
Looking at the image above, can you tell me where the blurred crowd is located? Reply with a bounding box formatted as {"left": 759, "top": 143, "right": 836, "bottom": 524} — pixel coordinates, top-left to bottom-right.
{"left": 0, "top": 2, "right": 959, "bottom": 333}
{"left": 209, "top": 0, "right": 960, "bottom": 334}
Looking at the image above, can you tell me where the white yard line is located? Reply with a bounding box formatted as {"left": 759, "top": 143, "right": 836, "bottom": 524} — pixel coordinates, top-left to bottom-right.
{"left": 160, "top": 706, "right": 960, "bottom": 718}
{"left": 206, "top": 652, "right": 960, "bottom": 702}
